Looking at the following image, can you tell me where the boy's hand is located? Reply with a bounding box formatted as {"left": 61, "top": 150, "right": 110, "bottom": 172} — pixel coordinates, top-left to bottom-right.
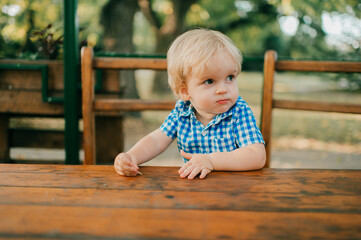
{"left": 114, "top": 152, "right": 140, "bottom": 177}
{"left": 178, "top": 150, "right": 214, "bottom": 179}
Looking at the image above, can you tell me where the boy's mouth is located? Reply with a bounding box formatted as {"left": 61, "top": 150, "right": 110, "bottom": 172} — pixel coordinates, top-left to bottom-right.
{"left": 216, "top": 99, "right": 229, "bottom": 104}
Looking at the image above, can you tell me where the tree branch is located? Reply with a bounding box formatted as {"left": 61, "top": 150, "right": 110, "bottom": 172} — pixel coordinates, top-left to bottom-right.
{"left": 138, "top": 0, "right": 161, "bottom": 29}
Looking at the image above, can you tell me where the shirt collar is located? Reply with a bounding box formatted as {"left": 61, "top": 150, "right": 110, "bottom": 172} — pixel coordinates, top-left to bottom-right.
{"left": 179, "top": 100, "right": 194, "bottom": 117}
{"left": 211, "top": 102, "right": 236, "bottom": 125}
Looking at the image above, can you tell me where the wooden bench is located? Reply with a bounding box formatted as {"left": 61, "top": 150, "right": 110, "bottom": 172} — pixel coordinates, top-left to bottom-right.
{"left": 81, "top": 47, "right": 175, "bottom": 164}
{"left": 0, "top": 59, "right": 123, "bottom": 164}
{"left": 82, "top": 47, "right": 361, "bottom": 166}
{"left": 261, "top": 50, "right": 361, "bottom": 167}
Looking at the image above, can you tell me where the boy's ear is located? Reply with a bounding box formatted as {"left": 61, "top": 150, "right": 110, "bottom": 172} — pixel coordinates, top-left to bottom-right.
{"left": 178, "top": 85, "right": 190, "bottom": 101}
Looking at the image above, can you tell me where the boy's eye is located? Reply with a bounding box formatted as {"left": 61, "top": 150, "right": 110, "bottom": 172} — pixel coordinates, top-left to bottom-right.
{"left": 227, "top": 75, "right": 235, "bottom": 81}
{"left": 203, "top": 79, "right": 214, "bottom": 85}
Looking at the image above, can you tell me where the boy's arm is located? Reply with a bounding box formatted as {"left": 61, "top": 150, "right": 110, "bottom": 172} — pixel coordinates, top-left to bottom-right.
{"left": 127, "top": 128, "right": 174, "bottom": 165}
{"left": 179, "top": 143, "right": 266, "bottom": 179}
{"left": 208, "top": 143, "right": 266, "bottom": 171}
{"left": 115, "top": 129, "right": 173, "bottom": 176}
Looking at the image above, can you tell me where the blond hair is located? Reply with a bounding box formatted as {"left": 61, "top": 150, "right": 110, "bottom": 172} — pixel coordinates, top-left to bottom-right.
{"left": 167, "top": 28, "right": 242, "bottom": 98}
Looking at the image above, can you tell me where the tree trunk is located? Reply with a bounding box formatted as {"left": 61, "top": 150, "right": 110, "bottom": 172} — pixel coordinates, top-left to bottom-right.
{"left": 100, "top": 0, "right": 139, "bottom": 99}
{"left": 98, "top": 0, "right": 139, "bottom": 164}
{"left": 139, "top": 0, "right": 197, "bottom": 94}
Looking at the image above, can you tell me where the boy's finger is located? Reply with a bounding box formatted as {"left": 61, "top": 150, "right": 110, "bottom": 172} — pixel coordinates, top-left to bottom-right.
{"left": 123, "top": 164, "right": 138, "bottom": 173}
{"left": 179, "top": 165, "right": 194, "bottom": 179}
{"left": 178, "top": 164, "right": 185, "bottom": 174}
{"left": 121, "top": 156, "right": 138, "bottom": 170}
{"left": 178, "top": 160, "right": 191, "bottom": 174}
{"left": 187, "top": 167, "right": 201, "bottom": 180}
{"left": 180, "top": 150, "right": 192, "bottom": 160}
{"left": 130, "top": 159, "right": 139, "bottom": 170}
{"left": 114, "top": 166, "right": 123, "bottom": 175}
{"left": 199, "top": 169, "right": 210, "bottom": 179}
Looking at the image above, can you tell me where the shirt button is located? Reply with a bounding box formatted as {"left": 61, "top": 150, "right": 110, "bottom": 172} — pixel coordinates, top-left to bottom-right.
{"left": 202, "top": 131, "right": 207, "bottom": 136}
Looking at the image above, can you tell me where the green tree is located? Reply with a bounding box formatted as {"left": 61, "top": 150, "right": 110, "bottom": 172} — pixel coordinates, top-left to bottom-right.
{"left": 137, "top": 0, "right": 281, "bottom": 93}
{"left": 139, "top": 0, "right": 197, "bottom": 93}
{"left": 0, "top": 0, "right": 63, "bottom": 59}
{"left": 135, "top": 0, "right": 360, "bottom": 92}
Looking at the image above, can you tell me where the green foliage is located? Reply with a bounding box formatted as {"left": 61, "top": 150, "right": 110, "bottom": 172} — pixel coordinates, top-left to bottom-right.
{"left": 1, "top": 0, "right": 360, "bottom": 64}
{"left": 0, "top": 0, "right": 63, "bottom": 59}
{"left": 0, "top": 0, "right": 106, "bottom": 59}
{"left": 30, "top": 24, "right": 63, "bottom": 60}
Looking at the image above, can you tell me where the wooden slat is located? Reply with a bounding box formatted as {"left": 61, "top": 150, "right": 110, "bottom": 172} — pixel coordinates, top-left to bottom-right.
{"left": 261, "top": 50, "right": 277, "bottom": 167}
{"left": 1, "top": 205, "right": 360, "bottom": 239}
{"left": 94, "top": 99, "right": 176, "bottom": 111}
{"left": 93, "top": 57, "right": 167, "bottom": 70}
{"left": 273, "top": 100, "right": 361, "bottom": 114}
{"left": 1, "top": 165, "right": 360, "bottom": 195}
{"left": 0, "top": 91, "right": 64, "bottom": 115}
{"left": 1, "top": 186, "right": 360, "bottom": 213}
{"left": 1, "top": 165, "right": 360, "bottom": 239}
{"left": 276, "top": 60, "right": 361, "bottom": 72}
{"left": 81, "top": 47, "right": 96, "bottom": 165}
{"left": 0, "top": 60, "right": 64, "bottom": 90}
{"left": 0, "top": 60, "right": 119, "bottom": 92}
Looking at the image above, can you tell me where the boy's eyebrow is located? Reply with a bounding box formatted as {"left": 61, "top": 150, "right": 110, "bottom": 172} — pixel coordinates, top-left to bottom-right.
{"left": 198, "top": 69, "right": 238, "bottom": 79}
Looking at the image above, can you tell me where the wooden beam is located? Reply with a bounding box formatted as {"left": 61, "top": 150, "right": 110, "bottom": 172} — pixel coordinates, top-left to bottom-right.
{"left": 94, "top": 99, "right": 176, "bottom": 111}
{"left": 276, "top": 61, "right": 361, "bottom": 73}
{"left": 93, "top": 58, "right": 167, "bottom": 70}
{"left": 273, "top": 100, "right": 361, "bottom": 114}
{"left": 81, "top": 47, "right": 96, "bottom": 165}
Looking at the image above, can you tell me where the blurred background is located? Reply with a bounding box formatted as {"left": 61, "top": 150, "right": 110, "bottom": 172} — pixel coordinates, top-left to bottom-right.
{"left": 1, "top": 0, "right": 360, "bottom": 168}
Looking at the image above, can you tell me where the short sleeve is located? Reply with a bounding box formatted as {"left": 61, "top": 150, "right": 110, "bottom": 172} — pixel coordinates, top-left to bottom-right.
{"left": 233, "top": 102, "right": 265, "bottom": 148}
{"left": 160, "top": 108, "right": 179, "bottom": 139}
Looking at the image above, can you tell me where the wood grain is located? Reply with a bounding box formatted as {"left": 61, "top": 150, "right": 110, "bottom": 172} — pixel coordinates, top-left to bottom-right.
{"left": 273, "top": 99, "right": 361, "bottom": 114}
{"left": 261, "top": 50, "right": 276, "bottom": 167}
{"left": 276, "top": 60, "right": 361, "bottom": 72}
{"left": 93, "top": 57, "right": 167, "bottom": 70}
{"left": 94, "top": 99, "right": 176, "bottom": 111}
{"left": 81, "top": 47, "right": 96, "bottom": 165}
{"left": 0, "top": 91, "right": 64, "bottom": 115}
{"left": 0, "top": 165, "right": 360, "bottom": 239}
{"left": 1, "top": 205, "right": 360, "bottom": 239}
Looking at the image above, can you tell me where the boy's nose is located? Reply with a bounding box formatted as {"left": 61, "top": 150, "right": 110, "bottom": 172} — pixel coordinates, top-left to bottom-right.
{"left": 216, "top": 83, "right": 227, "bottom": 94}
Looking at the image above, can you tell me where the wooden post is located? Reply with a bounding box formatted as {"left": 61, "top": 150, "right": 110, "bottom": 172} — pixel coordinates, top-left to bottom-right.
{"left": 64, "top": 0, "right": 80, "bottom": 164}
{"left": 81, "top": 47, "right": 96, "bottom": 165}
{"left": 260, "top": 50, "right": 277, "bottom": 168}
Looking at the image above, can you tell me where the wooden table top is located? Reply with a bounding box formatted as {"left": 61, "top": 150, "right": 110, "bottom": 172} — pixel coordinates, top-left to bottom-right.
{"left": 1, "top": 164, "right": 360, "bottom": 239}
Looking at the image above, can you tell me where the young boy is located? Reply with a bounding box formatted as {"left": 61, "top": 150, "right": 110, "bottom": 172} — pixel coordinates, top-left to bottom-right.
{"left": 114, "top": 28, "right": 266, "bottom": 179}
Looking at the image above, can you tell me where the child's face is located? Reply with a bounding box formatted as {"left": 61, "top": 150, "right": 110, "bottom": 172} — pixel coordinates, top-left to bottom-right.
{"left": 179, "top": 51, "right": 239, "bottom": 122}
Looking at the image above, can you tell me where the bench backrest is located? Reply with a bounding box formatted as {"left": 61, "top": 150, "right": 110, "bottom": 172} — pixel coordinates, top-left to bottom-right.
{"left": 260, "top": 50, "right": 361, "bottom": 167}
{"left": 81, "top": 46, "right": 175, "bottom": 164}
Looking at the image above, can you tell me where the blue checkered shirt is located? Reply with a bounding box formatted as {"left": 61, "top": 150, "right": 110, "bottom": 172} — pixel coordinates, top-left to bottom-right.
{"left": 160, "top": 96, "right": 265, "bottom": 162}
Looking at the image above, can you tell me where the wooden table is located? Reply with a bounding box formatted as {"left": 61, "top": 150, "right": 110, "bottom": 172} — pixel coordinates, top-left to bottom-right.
{"left": 1, "top": 164, "right": 360, "bottom": 239}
